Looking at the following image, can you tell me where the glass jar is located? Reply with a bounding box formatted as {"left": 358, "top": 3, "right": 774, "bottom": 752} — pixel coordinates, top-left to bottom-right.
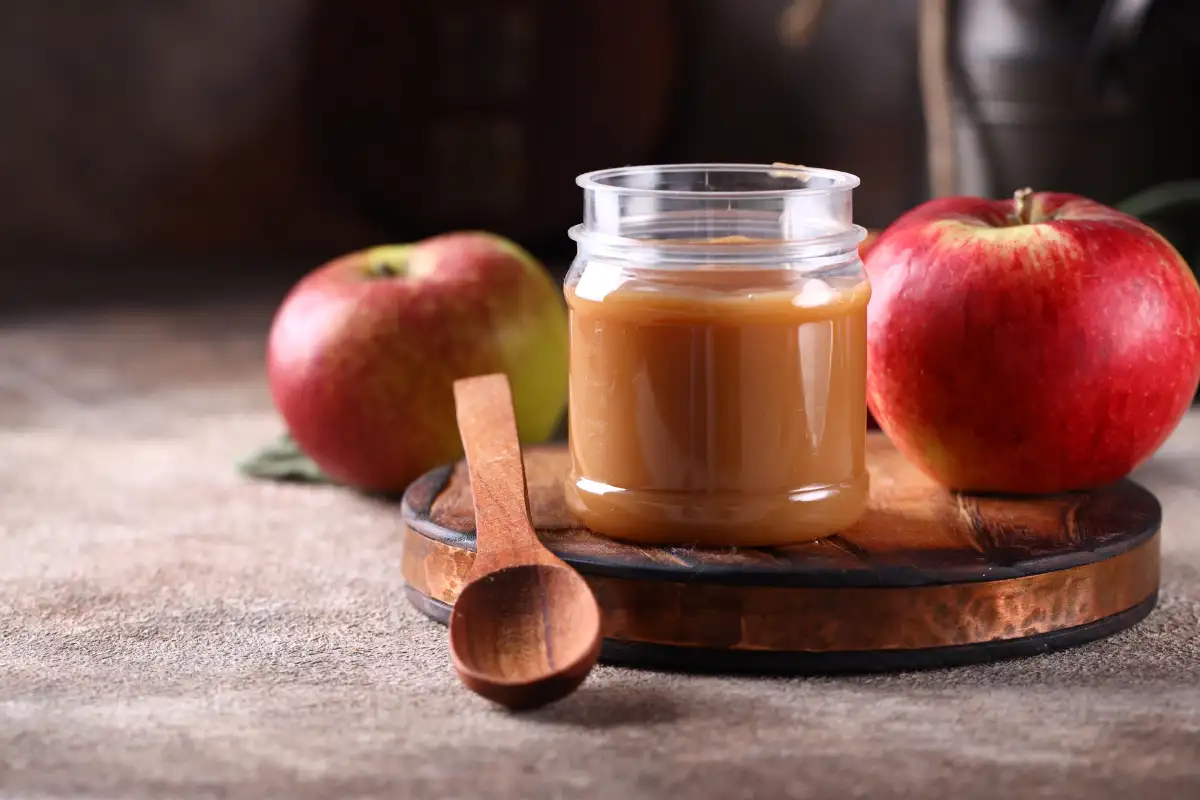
{"left": 563, "top": 163, "right": 871, "bottom": 547}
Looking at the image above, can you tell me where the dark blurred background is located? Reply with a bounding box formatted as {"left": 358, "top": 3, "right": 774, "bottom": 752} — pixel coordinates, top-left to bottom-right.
{"left": 2, "top": 0, "right": 1199, "bottom": 311}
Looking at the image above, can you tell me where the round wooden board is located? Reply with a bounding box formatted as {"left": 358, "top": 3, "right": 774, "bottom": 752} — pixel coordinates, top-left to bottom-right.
{"left": 401, "top": 435, "right": 1162, "bottom": 674}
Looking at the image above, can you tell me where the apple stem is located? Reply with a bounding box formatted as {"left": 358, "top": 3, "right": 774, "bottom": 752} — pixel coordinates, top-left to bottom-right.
{"left": 1013, "top": 187, "right": 1034, "bottom": 225}
{"left": 370, "top": 261, "right": 403, "bottom": 278}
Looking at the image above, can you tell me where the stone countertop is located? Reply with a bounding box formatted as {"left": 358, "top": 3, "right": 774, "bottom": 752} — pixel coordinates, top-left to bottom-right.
{"left": 1, "top": 299, "right": 1199, "bottom": 800}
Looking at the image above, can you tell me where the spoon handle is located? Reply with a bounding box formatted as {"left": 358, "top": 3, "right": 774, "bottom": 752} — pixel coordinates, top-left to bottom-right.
{"left": 453, "top": 374, "right": 549, "bottom": 576}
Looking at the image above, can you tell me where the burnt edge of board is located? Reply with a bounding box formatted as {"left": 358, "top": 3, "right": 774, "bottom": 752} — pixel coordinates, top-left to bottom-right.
{"left": 405, "top": 589, "right": 1158, "bottom": 675}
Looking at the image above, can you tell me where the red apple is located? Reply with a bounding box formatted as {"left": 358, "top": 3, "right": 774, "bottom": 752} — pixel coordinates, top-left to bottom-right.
{"left": 267, "top": 232, "right": 569, "bottom": 493}
{"left": 859, "top": 228, "right": 884, "bottom": 429}
{"left": 865, "top": 189, "right": 1200, "bottom": 493}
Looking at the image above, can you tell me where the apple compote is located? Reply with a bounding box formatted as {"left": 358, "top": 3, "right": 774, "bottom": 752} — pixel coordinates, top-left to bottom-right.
{"left": 563, "top": 164, "right": 871, "bottom": 547}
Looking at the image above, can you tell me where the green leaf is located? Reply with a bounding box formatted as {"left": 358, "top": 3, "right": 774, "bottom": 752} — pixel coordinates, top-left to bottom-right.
{"left": 1116, "top": 180, "right": 1200, "bottom": 272}
{"left": 238, "top": 432, "right": 333, "bottom": 484}
{"left": 1115, "top": 180, "right": 1200, "bottom": 220}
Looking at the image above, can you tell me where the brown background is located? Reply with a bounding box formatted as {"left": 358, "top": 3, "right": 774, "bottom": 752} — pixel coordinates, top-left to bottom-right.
{"left": 0, "top": 0, "right": 925, "bottom": 269}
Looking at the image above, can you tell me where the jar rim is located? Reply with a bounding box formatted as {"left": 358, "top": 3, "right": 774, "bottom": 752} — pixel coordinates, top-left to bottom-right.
{"left": 576, "top": 162, "right": 861, "bottom": 199}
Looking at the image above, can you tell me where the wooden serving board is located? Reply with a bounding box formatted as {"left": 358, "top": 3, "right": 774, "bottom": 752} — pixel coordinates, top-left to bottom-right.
{"left": 401, "top": 435, "right": 1161, "bottom": 673}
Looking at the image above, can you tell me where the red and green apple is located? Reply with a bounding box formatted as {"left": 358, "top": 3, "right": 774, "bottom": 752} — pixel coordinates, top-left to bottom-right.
{"left": 267, "top": 232, "right": 568, "bottom": 493}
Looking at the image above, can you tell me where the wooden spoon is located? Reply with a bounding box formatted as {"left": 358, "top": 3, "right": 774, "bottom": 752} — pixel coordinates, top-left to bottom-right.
{"left": 448, "top": 373, "right": 603, "bottom": 710}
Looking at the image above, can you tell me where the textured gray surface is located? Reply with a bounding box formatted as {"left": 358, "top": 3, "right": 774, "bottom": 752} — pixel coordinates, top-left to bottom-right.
{"left": 2, "top": 301, "right": 1200, "bottom": 799}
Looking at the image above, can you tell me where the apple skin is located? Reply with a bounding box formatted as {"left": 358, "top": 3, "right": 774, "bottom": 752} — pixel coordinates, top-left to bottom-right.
{"left": 267, "top": 232, "right": 568, "bottom": 493}
{"left": 864, "top": 191, "right": 1200, "bottom": 493}
{"left": 860, "top": 229, "right": 882, "bottom": 430}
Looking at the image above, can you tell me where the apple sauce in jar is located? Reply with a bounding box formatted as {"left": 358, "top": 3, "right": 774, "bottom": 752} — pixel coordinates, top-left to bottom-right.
{"left": 563, "top": 164, "right": 871, "bottom": 547}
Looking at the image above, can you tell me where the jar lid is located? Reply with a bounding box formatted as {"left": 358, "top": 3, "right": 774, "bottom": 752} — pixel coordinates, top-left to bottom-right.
{"left": 571, "top": 163, "right": 864, "bottom": 266}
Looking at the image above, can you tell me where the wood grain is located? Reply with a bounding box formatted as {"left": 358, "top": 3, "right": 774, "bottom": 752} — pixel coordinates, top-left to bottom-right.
{"left": 403, "top": 436, "right": 1161, "bottom": 672}
{"left": 411, "top": 439, "right": 1160, "bottom": 586}
{"left": 452, "top": 375, "right": 551, "bottom": 578}
{"left": 446, "top": 375, "right": 601, "bottom": 709}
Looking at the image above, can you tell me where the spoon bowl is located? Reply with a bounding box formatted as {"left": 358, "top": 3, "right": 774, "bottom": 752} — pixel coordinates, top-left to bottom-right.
{"left": 450, "top": 563, "right": 602, "bottom": 710}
